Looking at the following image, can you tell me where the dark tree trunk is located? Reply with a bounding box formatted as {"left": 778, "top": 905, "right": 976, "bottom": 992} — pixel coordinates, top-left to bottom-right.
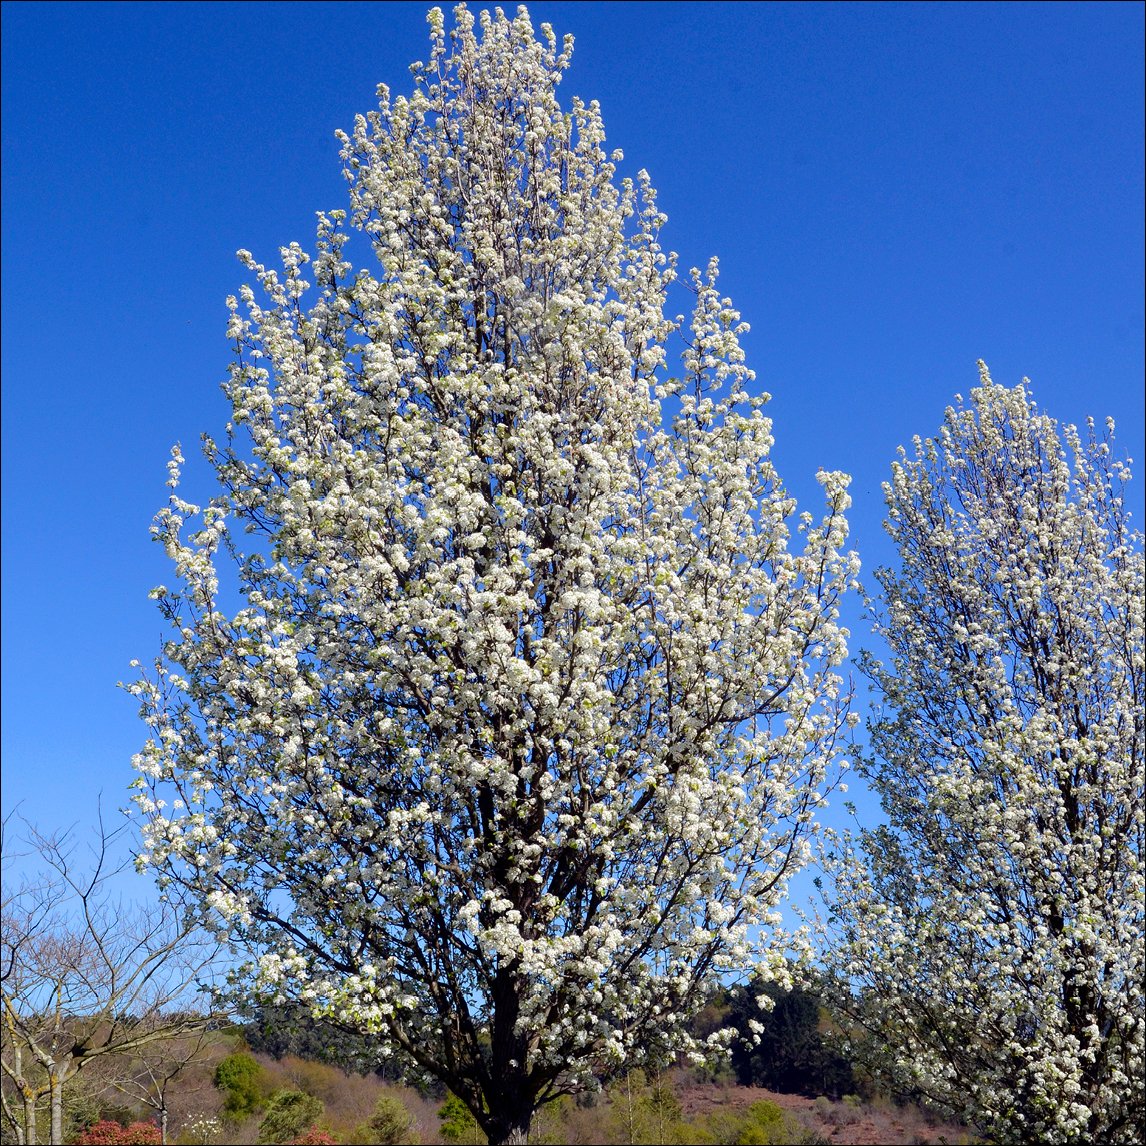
{"left": 487, "top": 1111, "right": 532, "bottom": 1146}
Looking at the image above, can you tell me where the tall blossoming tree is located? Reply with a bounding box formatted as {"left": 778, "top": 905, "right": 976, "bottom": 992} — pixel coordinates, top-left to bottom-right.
{"left": 129, "top": 7, "right": 856, "bottom": 1142}
{"left": 824, "top": 367, "right": 1144, "bottom": 1145}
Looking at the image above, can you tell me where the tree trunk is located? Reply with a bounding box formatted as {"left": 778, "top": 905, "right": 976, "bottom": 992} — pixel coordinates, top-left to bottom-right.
{"left": 20, "top": 1092, "right": 36, "bottom": 1146}
{"left": 491, "top": 1116, "right": 531, "bottom": 1146}
{"left": 48, "top": 1069, "right": 63, "bottom": 1146}
{"left": 483, "top": 1098, "right": 533, "bottom": 1146}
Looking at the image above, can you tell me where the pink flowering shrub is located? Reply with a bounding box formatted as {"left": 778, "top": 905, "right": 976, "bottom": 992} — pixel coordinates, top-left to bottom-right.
{"left": 290, "top": 1129, "right": 337, "bottom": 1146}
{"left": 74, "top": 1120, "right": 162, "bottom": 1146}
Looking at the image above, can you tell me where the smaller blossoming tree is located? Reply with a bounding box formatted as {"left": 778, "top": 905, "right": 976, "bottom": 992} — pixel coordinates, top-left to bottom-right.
{"left": 824, "top": 366, "right": 1145, "bottom": 1144}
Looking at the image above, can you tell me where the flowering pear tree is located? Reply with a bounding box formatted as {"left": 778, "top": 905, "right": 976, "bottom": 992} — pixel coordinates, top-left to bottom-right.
{"left": 129, "top": 7, "right": 856, "bottom": 1142}
{"left": 824, "top": 367, "right": 1144, "bottom": 1144}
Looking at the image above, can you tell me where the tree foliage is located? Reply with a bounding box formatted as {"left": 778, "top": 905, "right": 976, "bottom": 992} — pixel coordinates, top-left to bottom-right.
{"left": 241, "top": 1004, "right": 383, "bottom": 1076}
{"left": 130, "top": 6, "right": 855, "bottom": 1142}
{"left": 437, "top": 1092, "right": 484, "bottom": 1144}
{"left": 824, "top": 368, "right": 1145, "bottom": 1143}
{"left": 213, "top": 1052, "right": 266, "bottom": 1120}
{"left": 362, "top": 1094, "right": 415, "bottom": 1146}
{"left": 256, "top": 1090, "right": 324, "bottom": 1146}
{"left": 727, "top": 981, "right": 853, "bottom": 1099}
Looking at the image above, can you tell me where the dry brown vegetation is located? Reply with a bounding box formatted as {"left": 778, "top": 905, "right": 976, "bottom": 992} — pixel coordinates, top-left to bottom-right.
{"left": 46, "top": 1032, "right": 971, "bottom": 1146}
{"left": 674, "top": 1077, "right": 970, "bottom": 1145}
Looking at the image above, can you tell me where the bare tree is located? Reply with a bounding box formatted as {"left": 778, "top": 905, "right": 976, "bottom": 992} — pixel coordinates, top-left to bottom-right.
{"left": 108, "top": 1027, "right": 216, "bottom": 1146}
{"left": 0, "top": 813, "right": 223, "bottom": 1145}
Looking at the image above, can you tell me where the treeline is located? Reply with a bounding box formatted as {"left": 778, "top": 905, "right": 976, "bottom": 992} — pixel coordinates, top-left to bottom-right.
{"left": 240, "top": 978, "right": 858, "bottom": 1098}
{"left": 4, "top": 976, "right": 948, "bottom": 1145}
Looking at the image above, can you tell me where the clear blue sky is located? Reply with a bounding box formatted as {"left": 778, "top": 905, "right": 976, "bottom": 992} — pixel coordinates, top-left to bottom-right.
{"left": 3, "top": 2, "right": 1143, "bottom": 857}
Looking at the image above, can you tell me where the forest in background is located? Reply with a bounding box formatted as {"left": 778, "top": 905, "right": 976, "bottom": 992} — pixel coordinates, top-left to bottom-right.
{"left": 2, "top": 986, "right": 971, "bottom": 1146}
